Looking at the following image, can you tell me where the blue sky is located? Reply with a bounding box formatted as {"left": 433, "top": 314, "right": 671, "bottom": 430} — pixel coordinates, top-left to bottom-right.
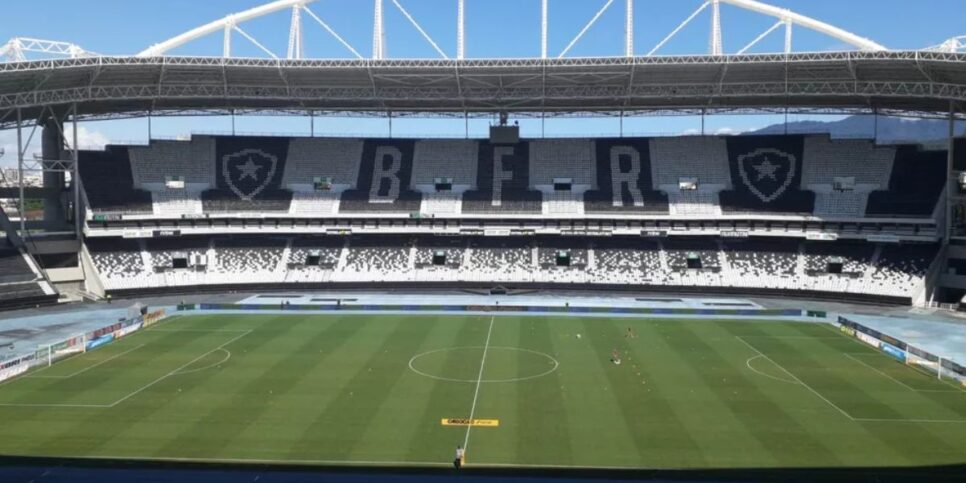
{"left": 1, "top": 0, "right": 964, "bottom": 164}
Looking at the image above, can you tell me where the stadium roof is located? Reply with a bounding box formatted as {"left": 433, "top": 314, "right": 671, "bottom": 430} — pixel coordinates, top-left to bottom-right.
{"left": 0, "top": 50, "right": 965, "bottom": 127}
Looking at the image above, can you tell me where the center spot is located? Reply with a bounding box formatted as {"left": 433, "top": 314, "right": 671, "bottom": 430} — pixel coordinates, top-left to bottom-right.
{"left": 408, "top": 346, "right": 559, "bottom": 383}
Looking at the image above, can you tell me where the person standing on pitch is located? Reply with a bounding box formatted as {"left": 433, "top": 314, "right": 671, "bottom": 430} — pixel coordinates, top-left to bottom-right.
{"left": 454, "top": 445, "right": 465, "bottom": 470}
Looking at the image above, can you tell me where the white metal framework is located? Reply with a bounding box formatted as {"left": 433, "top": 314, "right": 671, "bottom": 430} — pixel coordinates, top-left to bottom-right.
{"left": 0, "top": 38, "right": 98, "bottom": 62}
{"left": 131, "top": 0, "right": 891, "bottom": 60}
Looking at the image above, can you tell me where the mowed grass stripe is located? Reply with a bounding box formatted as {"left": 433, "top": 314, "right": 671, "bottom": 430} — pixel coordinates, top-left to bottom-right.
{"left": 546, "top": 317, "right": 637, "bottom": 467}
{"left": 513, "top": 317, "right": 572, "bottom": 465}
{"left": 844, "top": 353, "right": 966, "bottom": 418}
{"left": 9, "top": 328, "right": 244, "bottom": 457}
{"left": 150, "top": 315, "right": 343, "bottom": 458}
{"left": 403, "top": 316, "right": 487, "bottom": 462}
{"left": 298, "top": 316, "right": 438, "bottom": 461}
{"left": 733, "top": 324, "right": 956, "bottom": 466}
{"left": 644, "top": 321, "right": 788, "bottom": 468}
{"left": 349, "top": 316, "right": 481, "bottom": 462}
{"left": 581, "top": 318, "right": 705, "bottom": 468}
{"left": 0, "top": 328, "right": 227, "bottom": 408}
{"left": 717, "top": 322, "right": 918, "bottom": 467}
{"left": 281, "top": 316, "right": 431, "bottom": 460}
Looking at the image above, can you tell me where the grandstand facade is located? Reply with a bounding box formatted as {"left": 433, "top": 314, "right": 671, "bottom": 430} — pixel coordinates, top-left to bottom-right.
{"left": 72, "top": 133, "right": 947, "bottom": 305}
{"left": 0, "top": 0, "right": 965, "bottom": 310}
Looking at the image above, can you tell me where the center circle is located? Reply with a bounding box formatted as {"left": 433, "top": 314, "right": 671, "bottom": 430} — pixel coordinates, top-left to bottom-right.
{"left": 408, "top": 346, "right": 559, "bottom": 383}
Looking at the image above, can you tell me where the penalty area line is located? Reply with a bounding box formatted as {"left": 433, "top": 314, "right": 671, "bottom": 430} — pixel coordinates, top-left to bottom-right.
{"left": 106, "top": 330, "right": 252, "bottom": 408}
{"left": 734, "top": 336, "right": 856, "bottom": 421}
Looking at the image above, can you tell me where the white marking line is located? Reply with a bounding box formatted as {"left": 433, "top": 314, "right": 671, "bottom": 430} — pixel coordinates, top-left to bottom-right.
{"left": 734, "top": 336, "right": 856, "bottom": 421}
{"left": 27, "top": 344, "right": 146, "bottom": 379}
{"left": 58, "top": 453, "right": 655, "bottom": 470}
{"left": 845, "top": 353, "right": 965, "bottom": 394}
{"left": 463, "top": 316, "right": 495, "bottom": 452}
{"left": 171, "top": 348, "right": 231, "bottom": 376}
{"left": 744, "top": 355, "right": 797, "bottom": 384}
{"left": 106, "top": 330, "right": 251, "bottom": 408}
{"left": 408, "top": 346, "right": 558, "bottom": 383}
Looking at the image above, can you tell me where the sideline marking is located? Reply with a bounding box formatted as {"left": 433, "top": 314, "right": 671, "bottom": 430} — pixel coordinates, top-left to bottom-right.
{"left": 27, "top": 344, "right": 147, "bottom": 380}
{"left": 463, "top": 316, "right": 495, "bottom": 453}
{"left": 735, "top": 336, "right": 856, "bottom": 421}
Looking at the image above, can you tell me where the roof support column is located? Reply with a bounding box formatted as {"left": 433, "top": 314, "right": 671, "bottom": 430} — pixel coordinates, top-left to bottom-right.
{"left": 457, "top": 0, "right": 465, "bottom": 60}
{"left": 541, "top": 0, "right": 548, "bottom": 59}
{"left": 373, "top": 0, "right": 385, "bottom": 60}
{"left": 625, "top": 0, "right": 633, "bottom": 57}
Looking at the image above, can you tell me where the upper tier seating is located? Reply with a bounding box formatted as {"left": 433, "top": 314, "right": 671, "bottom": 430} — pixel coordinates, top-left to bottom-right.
{"left": 81, "top": 134, "right": 950, "bottom": 222}
{"left": 282, "top": 138, "right": 364, "bottom": 188}
{"left": 201, "top": 136, "right": 293, "bottom": 213}
{"left": 529, "top": 139, "right": 595, "bottom": 188}
{"left": 866, "top": 146, "right": 946, "bottom": 217}
{"left": 584, "top": 138, "right": 669, "bottom": 214}
{"left": 340, "top": 140, "right": 422, "bottom": 213}
{"left": 78, "top": 147, "right": 153, "bottom": 214}
{"left": 463, "top": 142, "right": 543, "bottom": 214}
{"left": 411, "top": 140, "right": 478, "bottom": 188}
{"left": 651, "top": 136, "right": 730, "bottom": 187}
{"left": 129, "top": 138, "right": 215, "bottom": 187}
{"left": 719, "top": 135, "right": 814, "bottom": 214}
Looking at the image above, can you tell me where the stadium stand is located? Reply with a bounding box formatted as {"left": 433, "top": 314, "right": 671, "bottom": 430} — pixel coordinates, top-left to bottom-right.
{"left": 0, "top": 243, "right": 56, "bottom": 309}
{"left": 462, "top": 141, "right": 543, "bottom": 214}
{"left": 340, "top": 140, "right": 423, "bottom": 213}
{"left": 866, "top": 145, "right": 946, "bottom": 217}
{"left": 78, "top": 146, "right": 153, "bottom": 214}
{"left": 83, "top": 232, "right": 939, "bottom": 303}
{"left": 584, "top": 138, "right": 669, "bottom": 214}
{"left": 201, "top": 136, "right": 293, "bottom": 213}
{"left": 128, "top": 138, "right": 216, "bottom": 187}
{"left": 719, "top": 135, "right": 815, "bottom": 214}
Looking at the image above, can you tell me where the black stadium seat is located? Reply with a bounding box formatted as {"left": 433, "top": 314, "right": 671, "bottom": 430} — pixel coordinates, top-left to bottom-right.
{"left": 584, "top": 138, "right": 669, "bottom": 214}
{"left": 719, "top": 135, "right": 814, "bottom": 214}
{"left": 462, "top": 141, "right": 542, "bottom": 214}
{"left": 201, "top": 136, "right": 293, "bottom": 213}
{"left": 866, "top": 145, "right": 946, "bottom": 217}
{"left": 339, "top": 139, "right": 423, "bottom": 213}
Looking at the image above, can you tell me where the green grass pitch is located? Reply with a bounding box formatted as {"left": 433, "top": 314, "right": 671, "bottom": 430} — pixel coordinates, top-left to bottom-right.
{"left": 0, "top": 313, "right": 964, "bottom": 469}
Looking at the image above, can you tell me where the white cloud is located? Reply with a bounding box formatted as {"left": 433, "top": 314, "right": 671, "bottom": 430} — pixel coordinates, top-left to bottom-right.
{"left": 63, "top": 125, "right": 111, "bottom": 150}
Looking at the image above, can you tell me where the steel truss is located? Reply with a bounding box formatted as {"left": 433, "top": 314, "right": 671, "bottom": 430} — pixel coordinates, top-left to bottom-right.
{"left": 0, "top": 52, "right": 963, "bottom": 128}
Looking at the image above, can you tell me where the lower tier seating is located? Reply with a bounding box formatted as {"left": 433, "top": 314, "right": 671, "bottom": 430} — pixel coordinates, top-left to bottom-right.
{"left": 86, "top": 235, "right": 940, "bottom": 303}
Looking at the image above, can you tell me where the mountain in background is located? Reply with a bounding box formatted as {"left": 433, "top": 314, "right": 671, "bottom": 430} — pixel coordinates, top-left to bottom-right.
{"left": 754, "top": 115, "right": 965, "bottom": 143}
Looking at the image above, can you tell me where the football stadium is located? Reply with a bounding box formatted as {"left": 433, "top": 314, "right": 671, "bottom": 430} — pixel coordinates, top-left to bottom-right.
{"left": 0, "top": 0, "right": 965, "bottom": 481}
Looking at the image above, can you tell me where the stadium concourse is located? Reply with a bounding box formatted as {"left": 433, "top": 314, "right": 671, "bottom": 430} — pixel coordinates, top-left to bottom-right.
{"left": 73, "top": 133, "right": 949, "bottom": 305}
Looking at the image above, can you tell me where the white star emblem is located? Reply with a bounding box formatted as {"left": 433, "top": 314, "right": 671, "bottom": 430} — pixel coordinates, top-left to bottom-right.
{"left": 236, "top": 157, "right": 261, "bottom": 181}
{"left": 753, "top": 158, "right": 779, "bottom": 181}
